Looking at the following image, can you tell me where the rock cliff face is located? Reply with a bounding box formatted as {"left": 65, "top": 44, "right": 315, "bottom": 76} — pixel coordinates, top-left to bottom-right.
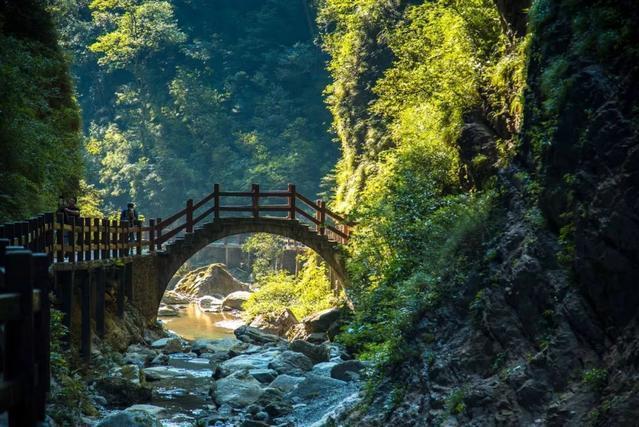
{"left": 336, "top": 1, "right": 639, "bottom": 425}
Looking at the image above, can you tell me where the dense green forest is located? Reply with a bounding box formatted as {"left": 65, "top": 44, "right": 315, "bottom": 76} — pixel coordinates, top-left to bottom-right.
{"left": 0, "top": 0, "right": 83, "bottom": 222}
{"left": 1, "top": 0, "right": 638, "bottom": 425}
{"left": 48, "top": 0, "right": 337, "bottom": 217}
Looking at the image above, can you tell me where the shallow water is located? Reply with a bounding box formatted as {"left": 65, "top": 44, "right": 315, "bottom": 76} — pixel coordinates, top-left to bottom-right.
{"left": 158, "top": 303, "right": 244, "bottom": 340}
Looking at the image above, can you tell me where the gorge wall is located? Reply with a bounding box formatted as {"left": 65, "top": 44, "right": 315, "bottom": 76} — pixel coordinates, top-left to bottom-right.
{"left": 318, "top": 0, "right": 639, "bottom": 425}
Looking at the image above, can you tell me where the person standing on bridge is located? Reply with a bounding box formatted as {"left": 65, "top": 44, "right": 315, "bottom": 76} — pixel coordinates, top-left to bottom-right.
{"left": 120, "top": 203, "right": 139, "bottom": 254}
{"left": 59, "top": 197, "right": 80, "bottom": 260}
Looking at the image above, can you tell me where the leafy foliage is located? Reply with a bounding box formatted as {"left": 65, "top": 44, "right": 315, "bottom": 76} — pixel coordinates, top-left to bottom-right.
{"left": 318, "top": 0, "right": 522, "bottom": 371}
{"left": 50, "top": 0, "right": 338, "bottom": 218}
{"left": 243, "top": 251, "right": 341, "bottom": 322}
{"left": 0, "top": 1, "right": 83, "bottom": 222}
{"left": 241, "top": 233, "right": 288, "bottom": 281}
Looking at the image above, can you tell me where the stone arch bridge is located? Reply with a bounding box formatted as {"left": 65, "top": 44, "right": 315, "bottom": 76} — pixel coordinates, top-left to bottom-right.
{"left": 0, "top": 184, "right": 352, "bottom": 323}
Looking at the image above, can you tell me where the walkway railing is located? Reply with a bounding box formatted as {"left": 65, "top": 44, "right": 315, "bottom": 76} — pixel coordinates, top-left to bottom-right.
{"left": 0, "top": 184, "right": 352, "bottom": 265}
{"left": 0, "top": 240, "right": 50, "bottom": 425}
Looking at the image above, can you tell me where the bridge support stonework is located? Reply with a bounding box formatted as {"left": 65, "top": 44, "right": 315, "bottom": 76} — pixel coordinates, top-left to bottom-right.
{"left": 130, "top": 218, "right": 348, "bottom": 324}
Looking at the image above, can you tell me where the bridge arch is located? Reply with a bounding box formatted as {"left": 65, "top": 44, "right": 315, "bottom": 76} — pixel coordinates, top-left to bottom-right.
{"left": 135, "top": 217, "right": 348, "bottom": 322}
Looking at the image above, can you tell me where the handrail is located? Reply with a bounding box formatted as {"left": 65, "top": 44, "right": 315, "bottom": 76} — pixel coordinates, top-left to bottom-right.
{"left": 0, "top": 183, "right": 353, "bottom": 265}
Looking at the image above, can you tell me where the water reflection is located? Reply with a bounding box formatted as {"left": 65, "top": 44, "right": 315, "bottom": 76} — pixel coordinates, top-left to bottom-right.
{"left": 158, "top": 303, "right": 243, "bottom": 340}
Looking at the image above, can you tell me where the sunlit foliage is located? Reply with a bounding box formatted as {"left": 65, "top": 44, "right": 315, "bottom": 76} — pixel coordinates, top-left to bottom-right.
{"left": 243, "top": 251, "right": 341, "bottom": 322}
{"left": 318, "top": 0, "right": 524, "bottom": 367}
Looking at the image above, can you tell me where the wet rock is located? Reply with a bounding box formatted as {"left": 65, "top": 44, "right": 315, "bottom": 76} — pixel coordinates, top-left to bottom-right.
{"left": 268, "top": 351, "right": 314, "bottom": 375}
{"left": 330, "top": 360, "right": 366, "bottom": 382}
{"left": 222, "top": 291, "right": 252, "bottom": 310}
{"left": 311, "top": 361, "right": 338, "bottom": 377}
{"left": 250, "top": 368, "right": 279, "bottom": 383}
{"left": 193, "top": 337, "right": 240, "bottom": 354}
{"left": 212, "top": 370, "right": 264, "bottom": 407}
{"left": 219, "top": 349, "right": 282, "bottom": 375}
{"left": 268, "top": 374, "right": 305, "bottom": 393}
{"left": 125, "top": 404, "right": 167, "bottom": 418}
{"left": 161, "top": 290, "right": 191, "bottom": 305}
{"left": 174, "top": 263, "right": 249, "bottom": 300}
{"left": 241, "top": 421, "right": 270, "bottom": 427}
{"left": 300, "top": 307, "right": 342, "bottom": 333}
{"left": 150, "top": 353, "right": 169, "bottom": 366}
{"left": 198, "top": 295, "right": 223, "bottom": 310}
{"left": 289, "top": 340, "right": 330, "bottom": 364}
{"left": 151, "top": 337, "right": 183, "bottom": 353}
{"left": 125, "top": 345, "right": 158, "bottom": 368}
{"left": 256, "top": 387, "right": 293, "bottom": 417}
{"left": 289, "top": 373, "right": 347, "bottom": 401}
{"left": 143, "top": 366, "right": 200, "bottom": 381}
{"left": 235, "top": 325, "right": 285, "bottom": 345}
{"left": 249, "top": 309, "right": 298, "bottom": 336}
{"left": 96, "top": 408, "right": 161, "bottom": 427}
{"left": 158, "top": 305, "right": 179, "bottom": 317}
{"left": 94, "top": 377, "right": 152, "bottom": 408}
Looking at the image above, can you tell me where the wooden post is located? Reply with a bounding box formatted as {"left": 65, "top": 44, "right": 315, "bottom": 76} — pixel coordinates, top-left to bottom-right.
{"left": 95, "top": 268, "right": 106, "bottom": 337}
{"left": 70, "top": 216, "right": 77, "bottom": 263}
{"left": 156, "top": 218, "right": 162, "bottom": 251}
{"left": 120, "top": 220, "right": 129, "bottom": 257}
{"left": 103, "top": 219, "right": 110, "bottom": 259}
{"left": 84, "top": 218, "right": 92, "bottom": 261}
{"left": 4, "top": 249, "right": 35, "bottom": 426}
{"left": 214, "top": 184, "right": 220, "bottom": 220}
{"left": 317, "top": 199, "right": 326, "bottom": 236}
{"left": 44, "top": 213, "right": 54, "bottom": 260}
{"left": 77, "top": 217, "right": 85, "bottom": 262}
{"left": 93, "top": 218, "right": 101, "bottom": 260}
{"left": 79, "top": 271, "right": 92, "bottom": 363}
{"left": 56, "top": 213, "right": 65, "bottom": 263}
{"left": 32, "top": 253, "right": 50, "bottom": 422}
{"left": 136, "top": 220, "right": 143, "bottom": 255}
{"left": 288, "top": 184, "right": 296, "bottom": 220}
{"left": 186, "top": 199, "right": 194, "bottom": 233}
{"left": 28, "top": 218, "right": 37, "bottom": 250}
{"left": 252, "top": 184, "right": 260, "bottom": 218}
{"left": 149, "top": 219, "right": 156, "bottom": 253}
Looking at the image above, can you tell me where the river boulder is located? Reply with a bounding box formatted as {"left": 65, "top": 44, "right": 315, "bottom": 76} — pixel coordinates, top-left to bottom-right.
{"left": 268, "top": 351, "right": 313, "bottom": 375}
{"left": 161, "top": 290, "right": 191, "bottom": 305}
{"left": 249, "top": 309, "right": 298, "bottom": 336}
{"left": 256, "top": 387, "right": 293, "bottom": 417}
{"left": 94, "top": 377, "right": 152, "bottom": 408}
{"left": 234, "top": 325, "right": 284, "bottom": 345}
{"left": 289, "top": 340, "right": 330, "bottom": 364}
{"left": 174, "top": 263, "right": 249, "bottom": 301}
{"left": 300, "top": 307, "right": 342, "bottom": 332}
{"left": 330, "top": 360, "right": 366, "bottom": 381}
{"left": 212, "top": 370, "right": 264, "bottom": 407}
{"left": 222, "top": 291, "right": 252, "bottom": 310}
{"left": 96, "top": 408, "right": 161, "bottom": 427}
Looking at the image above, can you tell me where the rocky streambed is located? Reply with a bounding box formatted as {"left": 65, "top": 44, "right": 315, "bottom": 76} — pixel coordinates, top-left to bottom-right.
{"left": 87, "top": 324, "right": 363, "bottom": 427}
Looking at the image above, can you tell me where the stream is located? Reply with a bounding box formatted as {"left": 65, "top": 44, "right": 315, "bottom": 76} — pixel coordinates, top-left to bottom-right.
{"left": 94, "top": 304, "right": 363, "bottom": 427}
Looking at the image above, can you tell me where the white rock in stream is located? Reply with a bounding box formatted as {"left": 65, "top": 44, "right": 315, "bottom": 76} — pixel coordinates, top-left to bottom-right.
{"left": 212, "top": 370, "right": 264, "bottom": 407}
{"left": 125, "top": 404, "right": 167, "bottom": 418}
{"left": 219, "top": 349, "right": 282, "bottom": 374}
{"left": 222, "top": 291, "right": 251, "bottom": 310}
{"left": 143, "top": 366, "right": 208, "bottom": 380}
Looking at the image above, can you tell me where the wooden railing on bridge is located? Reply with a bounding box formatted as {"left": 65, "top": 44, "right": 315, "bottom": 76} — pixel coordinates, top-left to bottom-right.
{"left": 0, "top": 184, "right": 352, "bottom": 265}
{"left": 0, "top": 239, "right": 50, "bottom": 426}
